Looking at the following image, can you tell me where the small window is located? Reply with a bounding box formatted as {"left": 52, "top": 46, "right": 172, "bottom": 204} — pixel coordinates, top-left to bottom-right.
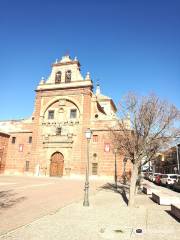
{"left": 48, "top": 110, "right": 54, "bottom": 119}
{"left": 55, "top": 71, "right": 61, "bottom": 84}
{"left": 29, "top": 136, "right": 32, "bottom": 143}
{"left": 70, "top": 109, "right": 77, "bottom": 119}
{"left": 12, "top": 137, "right": 16, "bottom": 144}
{"left": 93, "top": 135, "right": 98, "bottom": 142}
{"left": 95, "top": 114, "right": 98, "bottom": 119}
{"left": 92, "top": 163, "right": 98, "bottom": 175}
{"left": 65, "top": 70, "right": 71, "bottom": 83}
{"left": 25, "top": 161, "right": 30, "bottom": 171}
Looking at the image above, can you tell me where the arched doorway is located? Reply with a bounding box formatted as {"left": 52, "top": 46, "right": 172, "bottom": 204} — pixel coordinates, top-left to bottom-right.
{"left": 50, "top": 152, "right": 64, "bottom": 177}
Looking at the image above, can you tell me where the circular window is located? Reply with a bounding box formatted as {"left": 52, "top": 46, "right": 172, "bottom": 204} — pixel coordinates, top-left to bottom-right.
{"left": 93, "top": 153, "right": 97, "bottom": 158}
{"left": 95, "top": 114, "right": 98, "bottom": 118}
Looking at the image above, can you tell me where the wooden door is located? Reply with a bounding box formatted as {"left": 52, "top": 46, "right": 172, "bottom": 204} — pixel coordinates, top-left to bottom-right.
{"left": 50, "top": 152, "right": 64, "bottom": 177}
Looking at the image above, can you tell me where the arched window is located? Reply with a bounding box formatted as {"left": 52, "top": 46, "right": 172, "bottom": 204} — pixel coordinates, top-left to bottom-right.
{"left": 55, "top": 71, "right": 61, "bottom": 84}
{"left": 65, "top": 70, "right": 71, "bottom": 83}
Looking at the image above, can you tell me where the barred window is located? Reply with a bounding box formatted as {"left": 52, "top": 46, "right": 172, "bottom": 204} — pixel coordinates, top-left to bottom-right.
{"left": 70, "top": 109, "right": 77, "bottom": 119}
{"left": 92, "top": 163, "right": 98, "bottom": 175}
{"left": 93, "top": 135, "right": 98, "bottom": 142}
{"left": 25, "top": 161, "right": 30, "bottom": 171}
{"left": 48, "top": 110, "right": 54, "bottom": 119}
{"left": 12, "top": 137, "right": 16, "bottom": 144}
{"left": 29, "top": 136, "right": 32, "bottom": 143}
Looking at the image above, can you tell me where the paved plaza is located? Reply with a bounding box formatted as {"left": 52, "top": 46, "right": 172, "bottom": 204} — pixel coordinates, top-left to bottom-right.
{"left": 0, "top": 176, "right": 180, "bottom": 240}
{"left": 0, "top": 175, "right": 106, "bottom": 235}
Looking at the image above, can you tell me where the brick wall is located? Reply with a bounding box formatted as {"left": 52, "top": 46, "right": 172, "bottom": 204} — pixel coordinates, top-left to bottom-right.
{"left": 5, "top": 132, "right": 33, "bottom": 175}
{"left": 0, "top": 132, "right": 10, "bottom": 173}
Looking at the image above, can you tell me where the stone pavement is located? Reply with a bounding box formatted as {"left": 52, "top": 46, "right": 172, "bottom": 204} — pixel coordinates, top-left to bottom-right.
{"left": 0, "top": 176, "right": 110, "bottom": 235}
{"left": 0, "top": 183, "right": 179, "bottom": 240}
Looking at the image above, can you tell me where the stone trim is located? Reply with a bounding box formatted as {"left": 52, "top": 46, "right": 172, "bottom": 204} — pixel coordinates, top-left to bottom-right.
{"left": 36, "top": 80, "right": 93, "bottom": 91}
{"left": 8, "top": 131, "right": 33, "bottom": 134}
{"left": 52, "top": 60, "right": 80, "bottom": 67}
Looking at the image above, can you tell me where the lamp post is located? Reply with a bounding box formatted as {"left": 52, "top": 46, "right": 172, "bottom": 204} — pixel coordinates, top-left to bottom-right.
{"left": 176, "top": 144, "right": 180, "bottom": 174}
{"left": 123, "top": 157, "right": 128, "bottom": 184}
{"left": 114, "top": 148, "right": 118, "bottom": 189}
{"left": 83, "top": 128, "right": 92, "bottom": 207}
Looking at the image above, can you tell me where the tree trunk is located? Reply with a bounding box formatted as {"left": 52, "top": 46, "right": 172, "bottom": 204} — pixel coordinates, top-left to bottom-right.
{"left": 128, "top": 164, "right": 138, "bottom": 207}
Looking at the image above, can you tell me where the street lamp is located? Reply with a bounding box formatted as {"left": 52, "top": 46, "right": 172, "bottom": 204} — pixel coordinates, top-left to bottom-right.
{"left": 123, "top": 157, "right": 128, "bottom": 184}
{"left": 114, "top": 148, "right": 118, "bottom": 189}
{"left": 83, "top": 128, "right": 92, "bottom": 206}
{"left": 176, "top": 144, "right": 180, "bottom": 174}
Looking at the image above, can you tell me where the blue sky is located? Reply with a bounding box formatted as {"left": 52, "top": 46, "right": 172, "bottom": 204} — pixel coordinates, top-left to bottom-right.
{"left": 0, "top": 0, "right": 180, "bottom": 120}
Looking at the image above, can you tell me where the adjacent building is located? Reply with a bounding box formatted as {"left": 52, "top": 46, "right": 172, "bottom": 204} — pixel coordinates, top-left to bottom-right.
{"left": 0, "top": 55, "right": 130, "bottom": 178}
{"left": 0, "top": 132, "right": 10, "bottom": 174}
{"left": 152, "top": 144, "right": 180, "bottom": 174}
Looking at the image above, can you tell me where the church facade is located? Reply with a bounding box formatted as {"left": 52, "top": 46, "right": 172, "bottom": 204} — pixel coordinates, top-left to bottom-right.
{"left": 0, "top": 55, "right": 130, "bottom": 178}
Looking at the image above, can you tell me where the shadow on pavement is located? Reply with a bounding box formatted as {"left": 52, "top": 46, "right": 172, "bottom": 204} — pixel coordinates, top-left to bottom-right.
{"left": 0, "top": 190, "right": 26, "bottom": 209}
{"left": 165, "top": 210, "right": 180, "bottom": 223}
{"left": 149, "top": 196, "right": 156, "bottom": 203}
{"left": 100, "top": 182, "right": 129, "bottom": 206}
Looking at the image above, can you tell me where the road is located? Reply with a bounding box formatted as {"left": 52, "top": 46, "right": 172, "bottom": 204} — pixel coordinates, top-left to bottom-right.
{"left": 0, "top": 175, "right": 106, "bottom": 235}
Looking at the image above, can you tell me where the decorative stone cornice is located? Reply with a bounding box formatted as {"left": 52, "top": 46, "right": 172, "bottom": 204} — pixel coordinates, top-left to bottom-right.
{"left": 36, "top": 80, "right": 93, "bottom": 91}
{"left": 52, "top": 60, "right": 80, "bottom": 67}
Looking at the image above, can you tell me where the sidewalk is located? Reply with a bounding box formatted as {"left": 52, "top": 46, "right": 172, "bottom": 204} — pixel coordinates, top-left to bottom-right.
{"left": 0, "top": 183, "right": 179, "bottom": 240}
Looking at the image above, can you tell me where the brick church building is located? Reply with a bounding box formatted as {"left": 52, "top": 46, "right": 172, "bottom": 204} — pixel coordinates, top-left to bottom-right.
{"left": 0, "top": 55, "right": 129, "bottom": 178}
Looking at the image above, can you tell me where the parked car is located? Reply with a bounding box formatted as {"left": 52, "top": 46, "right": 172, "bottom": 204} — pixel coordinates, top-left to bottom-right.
{"left": 150, "top": 173, "right": 161, "bottom": 182}
{"left": 160, "top": 174, "right": 178, "bottom": 187}
{"left": 154, "top": 174, "right": 163, "bottom": 185}
{"left": 173, "top": 175, "right": 180, "bottom": 192}
{"left": 143, "top": 172, "right": 152, "bottom": 180}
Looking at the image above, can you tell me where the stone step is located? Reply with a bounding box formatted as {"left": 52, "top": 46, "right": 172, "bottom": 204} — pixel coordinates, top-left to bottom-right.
{"left": 142, "top": 186, "right": 158, "bottom": 195}
{"left": 152, "top": 192, "right": 180, "bottom": 206}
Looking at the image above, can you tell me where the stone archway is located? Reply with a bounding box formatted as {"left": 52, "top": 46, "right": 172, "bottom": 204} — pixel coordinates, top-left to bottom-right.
{"left": 50, "top": 152, "right": 64, "bottom": 177}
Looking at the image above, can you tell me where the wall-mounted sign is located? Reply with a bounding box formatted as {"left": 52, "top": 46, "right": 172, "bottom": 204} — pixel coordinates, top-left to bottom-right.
{"left": 104, "top": 143, "right": 110, "bottom": 152}
{"left": 19, "top": 144, "right": 24, "bottom": 152}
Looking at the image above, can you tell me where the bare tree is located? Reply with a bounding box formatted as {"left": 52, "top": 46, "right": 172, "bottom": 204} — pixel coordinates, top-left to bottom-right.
{"left": 111, "top": 92, "right": 180, "bottom": 207}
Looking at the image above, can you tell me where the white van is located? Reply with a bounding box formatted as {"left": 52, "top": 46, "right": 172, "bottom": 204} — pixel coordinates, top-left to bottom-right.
{"left": 160, "top": 174, "right": 178, "bottom": 186}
